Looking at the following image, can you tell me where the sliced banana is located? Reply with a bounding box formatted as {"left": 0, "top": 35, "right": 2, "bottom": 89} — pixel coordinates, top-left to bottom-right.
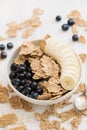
{"left": 44, "top": 38, "right": 81, "bottom": 90}
{"left": 61, "top": 74, "right": 77, "bottom": 90}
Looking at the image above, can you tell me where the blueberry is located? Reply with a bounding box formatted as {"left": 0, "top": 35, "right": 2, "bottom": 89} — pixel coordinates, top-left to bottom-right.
{"left": 33, "top": 92, "right": 39, "bottom": 99}
{"left": 36, "top": 87, "right": 43, "bottom": 95}
{"left": 31, "top": 81, "right": 38, "bottom": 90}
{"left": 17, "top": 85, "right": 24, "bottom": 92}
{"left": 7, "top": 42, "right": 13, "bottom": 49}
{"left": 68, "top": 18, "right": 75, "bottom": 26}
{"left": 20, "top": 79, "right": 26, "bottom": 85}
{"left": 26, "top": 67, "right": 32, "bottom": 72}
{"left": 24, "top": 60, "right": 30, "bottom": 67}
{"left": 25, "top": 82, "right": 31, "bottom": 88}
{"left": 0, "top": 44, "right": 5, "bottom": 50}
{"left": 12, "top": 78, "right": 20, "bottom": 86}
{"left": 23, "top": 87, "right": 32, "bottom": 95}
{"left": 17, "top": 73, "right": 25, "bottom": 79}
{"left": 29, "top": 92, "right": 35, "bottom": 99}
{"left": 62, "top": 24, "right": 69, "bottom": 31}
{"left": 55, "top": 15, "right": 62, "bottom": 21}
{"left": 26, "top": 72, "right": 33, "bottom": 79}
{"left": 10, "top": 63, "right": 18, "bottom": 71}
{"left": 72, "top": 34, "right": 79, "bottom": 41}
{"left": 18, "top": 64, "right": 26, "bottom": 72}
{"left": 1, "top": 51, "right": 7, "bottom": 59}
{"left": 9, "top": 72, "right": 16, "bottom": 79}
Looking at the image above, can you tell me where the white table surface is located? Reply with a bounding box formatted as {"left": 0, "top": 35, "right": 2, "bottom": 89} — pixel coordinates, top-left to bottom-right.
{"left": 0, "top": 0, "right": 87, "bottom": 129}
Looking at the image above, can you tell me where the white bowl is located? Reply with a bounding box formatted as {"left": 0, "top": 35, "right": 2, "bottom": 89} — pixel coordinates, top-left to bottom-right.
{"left": 6, "top": 46, "right": 82, "bottom": 105}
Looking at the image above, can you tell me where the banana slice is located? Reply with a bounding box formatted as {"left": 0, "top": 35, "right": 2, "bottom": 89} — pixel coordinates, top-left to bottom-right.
{"left": 44, "top": 38, "right": 81, "bottom": 90}
{"left": 61, "top": 74, "right": 77, "bottom": 90}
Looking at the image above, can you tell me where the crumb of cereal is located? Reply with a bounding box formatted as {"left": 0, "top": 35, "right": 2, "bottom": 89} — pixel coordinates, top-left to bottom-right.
{"left": 9, "top": 95, "right": 32, "bottom": 112}
{"left": 44, "top": 34, "right": 51, "bottom": 40}
{"left": 0, "top": 113, "right": 18, "bottom": 128}
{"left": 10, "top": 126, "right": 27, "bottom": 130}
{"left": 0, "top": 36, "right": 6, "bottom": 41}
{"left": 9, "top": 96, "right": 23, "bottom": 109}
{"left": 74, "top": 83, "right": 85, "bottom": 94}
{"left": 33, "top": 8, "right": 44, "bottom": 15}
{"left": 70, "top": 115, "right": 82, "bottom": 130}
{"left": 34, "top": 112, "right": 42, "bottom": 121}
{"left": 78, "top": 35, "right": 86, "bottom": 43}
{"left": 6, "top": 21, "right": 18, "bottom": 37}
{"left": 75, "top": 17, "right": 85, "bottom": 27}
{"left": 22, "top": 26, "right": 35, "bottom": 39}
{"left": 60, "top": 108, "right": 78, "bottom": 123}
{"left": 7, "top": 84, "right": 14, "bottom": 93}
{"left": 79, "top": 54, "right": 86, "bottom": 63}
{"left": 61, "top": 127, "right": 67, "bottom": 130}
{"left": 67, "top": 10, "right": 81, "bottom": 18}
{"left": 0, "top": 84, "right": 9, "bottom": 103}
{"left": 71, "top": 25, "right": 78, "bottom": 34}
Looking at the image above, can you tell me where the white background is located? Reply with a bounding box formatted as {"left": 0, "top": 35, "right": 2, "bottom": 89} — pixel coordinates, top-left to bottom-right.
{"left": 0, "top": 0, "right": 87, "bottom": 130}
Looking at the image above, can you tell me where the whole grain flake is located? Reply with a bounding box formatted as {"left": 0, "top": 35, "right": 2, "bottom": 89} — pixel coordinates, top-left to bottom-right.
{"left": 9, "top": 95, "right": 32, "bottom": 112}
{"left": 6, "top": 21, "right": 18, "bottom": 37}
{"left": 79, "top": 54, "right": 86, "bottom": 63}
{"left": 70, "top": 115, "right": 82, "bottom": 130}
{"left": 0, "top": 84, "right": 9, "bottom": 103}
{"left": 0, "top": 113, "right": 18, "bottom": 128}
{"left": 78, "top": 35, "right": 86, "bottom": 44}
{"left": 10, "top": 126, "right": 27, "bottom": 130}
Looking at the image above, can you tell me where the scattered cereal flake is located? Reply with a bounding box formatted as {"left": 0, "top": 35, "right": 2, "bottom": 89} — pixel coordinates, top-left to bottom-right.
{"left": 0, "top": 36, "right": 6, "bottom": 41}
{"left": 40, "top": 120, "right": 61, "bottom": 130}
{"left": 6, "top": 21, "right": 18, "bottom": 37}
{"left": 71, "top": 25, "right": 78, "bottom": 34}
{"left": 78, "top": 35, "right": 86, "bottom": 43}
{"left": 61, "top": 127, "right": 67, "bottom": 130}
{"left": 21, "top": 98, "right": 32, "bottom": 112}
{"left": 34, "top": 112, "right": 42, "bottom": 121}
{"left": 7, "top": 84, "right": 14, "bottom": 93}
{"left": 22, "top": 26, "right": 35, "bottom": 39}
{"left": 67, "top": 10, "right": 81, "bottom": 18}
{"left": 44, "top": 34, "right": 51, "bottom": 40}
{"left": 10, "top": 126, "right": 27, "bottom": 130}
{"left": 30, "top": 16, "right": 42, "bottom": 27}
{"left": 33, "top": 8, "right": 44, "bottom": 15}
{"left": 84, "top": 21, "right": 87, "bottom": 27}
{"left": 9, "top": 96, "right": 23, "bottom": 109}
{"left": 6, "top": 28, "right": 17, "bottom": 37}
{"left": 79, "top": 54, "right": 86, "bottom": 63}
{"left": 81, "top": 109, "right": 87, "bottom": 115}
{"left": 60, "top": 108, "right": 78, "bottom": 123}
{"left": 74, "top": 83, "right": 85, "bottom": 94}
{"left": 75, "top": 17, "right": 85, "bottom": 27}
{"left": 9, "top": 95, "right": 32, "bottom": 112}
{"left": 70, "top": 115, "right": 82, "bottom": 130}
{"left": 52, "top": 96, "right": 71, "bottom": 109}
{"left": 0, "top": 84, "right": 9, "bottom": 103}
{"left": 0, "top": 113, "right": 18, "bottom": 128}
{"left": 18, "top": 19, "right": 31, "bottom": 30}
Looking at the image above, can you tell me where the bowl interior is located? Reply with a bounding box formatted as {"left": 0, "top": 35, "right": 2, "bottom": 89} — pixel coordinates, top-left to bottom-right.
{"left": 6, "top": 47, "right": 82, "bottom": 105}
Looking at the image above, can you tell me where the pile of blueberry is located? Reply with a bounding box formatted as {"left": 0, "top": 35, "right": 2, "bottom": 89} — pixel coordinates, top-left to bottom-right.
{"left": 55, "top": 15, "right": 79, "bottom": 41}
{"left": 9, "top": 60, "right": 43, "bottom": 99}
{"left": 0, "top": 42, "right": 13, "bottom": 59}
